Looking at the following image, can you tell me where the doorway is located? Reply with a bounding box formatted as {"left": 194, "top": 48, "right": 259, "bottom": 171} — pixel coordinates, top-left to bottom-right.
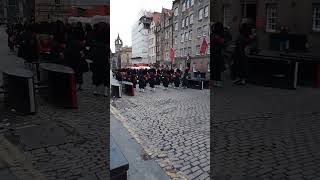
{"left": 242, "top": 3, "right": 257, "bottom": 28}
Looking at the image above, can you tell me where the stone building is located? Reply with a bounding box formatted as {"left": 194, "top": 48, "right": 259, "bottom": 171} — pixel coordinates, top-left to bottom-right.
{"left": 211, "top": 0, "right": 320, "bottom": 53}
{"left": 6, "top": 0, "right": 31, "bottom": 23}
{"left": 172, "top": 0, "right": 210, "bottom": 78}
{"left": 119, "top": 46, "right": 132, "bottom": 68}
{"left": 158, "top": 8, "right": 173, "bottom": 68}
{"left": 148, "top": 12, "right": 161, "bottom": 67}
{"left": 35, "top": 0, "right": 70, "bottom": 22}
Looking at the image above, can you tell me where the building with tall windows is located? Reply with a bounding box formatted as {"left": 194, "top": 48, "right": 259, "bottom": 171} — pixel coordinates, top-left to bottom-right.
{"left": 148, "top": 12, "right": 161, "bottom": 67}
{"left": 35, "top": 0, "right": 70, "bottom": 22}
{"left": 131, "top": 10, "right": 153, "bottom": 66}
{"left": 172, "top": 0, "right": 210, "bottom": 78}
{"left": 211, "top": 0, "right": 320, "bottom": 53}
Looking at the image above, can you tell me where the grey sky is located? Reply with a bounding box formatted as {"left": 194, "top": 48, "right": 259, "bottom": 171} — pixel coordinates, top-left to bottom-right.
{"left": 110, "top": 0, "right": 173, "bottom": 53}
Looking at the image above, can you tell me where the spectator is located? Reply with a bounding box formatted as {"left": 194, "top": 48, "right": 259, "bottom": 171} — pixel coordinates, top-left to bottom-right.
{"left": 233, "top": 23, "right": 251, "bottom": 85}
{"left": 280, "top": 26, "right": 289, "bottom": 52}
{"left": 88, "top": 22, "right": 110, "bottom": 96}
{"left": 211, "top": 22, "right": 225, "bottom": 88}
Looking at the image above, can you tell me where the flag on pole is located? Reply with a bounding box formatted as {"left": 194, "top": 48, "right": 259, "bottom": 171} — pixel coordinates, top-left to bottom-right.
{"left": 169, "top": 48, "right": 175, "bottom": 61}
{"left": 200, "top": 38, "right": 208, "bottom": 55}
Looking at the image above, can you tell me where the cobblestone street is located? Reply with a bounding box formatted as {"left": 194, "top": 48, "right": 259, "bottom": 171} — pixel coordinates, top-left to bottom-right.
{"left": 213, "top": 77, "right": 320, "bottom": 179}
{"left": 112, "top": 86, "right": 210, "bottom": 180}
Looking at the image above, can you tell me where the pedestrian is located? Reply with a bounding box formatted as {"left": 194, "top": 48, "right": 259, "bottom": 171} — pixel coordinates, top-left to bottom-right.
{"left": 280, "top": 26, "right": 289, "bottom": 52}
{"left": 233, "top": 23, "right": 251, "bottom": 85}
{"left": 88, "top": 22, "right": 110, "bottom": 96}
{"left": 20, "top": 24, "right": 39, "bottom": 68}
{"left": 64, "top": 28, "right": 85, "bottom": 91}
{"left": 149, "top": 71, "right": 156, "bottom": 91}
{"left": 182, "top": 69, "right": 189, "bottom": 88}
{"left": 211, "top": 22, "right": 226, "bottom": 87}
{"left": 174, "top": 71, "right": 180, "bottom": 88}
{"left": 6, "top": 24, "right": 15, "bottom": 52}
{"left": 249, "top": 28, "right": 258, "bottom": 54}
{"left": 162, "top": 72, "right": 169, "bottom": 90}
{"left": 138, "top": 72, "right": 145, "bottom": 92}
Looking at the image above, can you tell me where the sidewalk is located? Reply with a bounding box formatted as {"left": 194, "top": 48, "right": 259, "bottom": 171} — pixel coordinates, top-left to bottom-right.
{"left": 213, "top": 73, "right": 320, "bottom": 179}
{"left": 111, "top": 109, "right": 170, "bottom": 180}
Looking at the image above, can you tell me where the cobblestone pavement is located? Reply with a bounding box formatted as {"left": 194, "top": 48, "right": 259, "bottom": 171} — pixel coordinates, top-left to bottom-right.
{"left": 212, "top": 75, "right": 320, "bottom": 179}
{"left": 112, "top": 85, "right": 210, "bottom": 180}
{"left": 0, "top": 28, "right": 109, "bottom": 179}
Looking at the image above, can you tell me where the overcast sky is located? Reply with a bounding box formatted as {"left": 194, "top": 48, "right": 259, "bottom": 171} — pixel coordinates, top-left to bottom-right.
{"left": 110, "top": 0, "right": 173, "bottom": 53}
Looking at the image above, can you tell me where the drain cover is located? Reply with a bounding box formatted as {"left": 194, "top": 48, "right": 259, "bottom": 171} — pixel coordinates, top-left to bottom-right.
{"left": 13, "top": 123, "right": 71, "bottom": 150}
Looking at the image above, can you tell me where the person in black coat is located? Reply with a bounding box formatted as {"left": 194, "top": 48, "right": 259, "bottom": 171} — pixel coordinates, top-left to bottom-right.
{"left": 138, "top": 72, "right": 145, "bottom": 92}
{"left": 88, "top": 22, "right": 110, "bottom": 96}
{"left": 174, "top": 72, "right": 181, "bottom": 88}
{"left": 233, "top": 23, "right": 250, "bottom": 85}
{"left": 162, "top": 72, "right": 169, "bottom": 90}
{"left": 64, "top": 32, "right": 84, "bottom": 91}
{"left": 211, "top": 22, "right": 225, "bottom": 88}
{"left": 149, "top": 72, "right": 156, "bottom": 91}
{"left": 182, "top": 69, "right": 189, "bottom": 88}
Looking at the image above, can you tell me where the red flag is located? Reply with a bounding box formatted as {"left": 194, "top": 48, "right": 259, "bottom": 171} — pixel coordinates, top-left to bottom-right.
{"left": 169, "top": 48, "right": 175, "bottom": 61}
{"left": 200, "top": 38, "right": 208, "bottom": 55}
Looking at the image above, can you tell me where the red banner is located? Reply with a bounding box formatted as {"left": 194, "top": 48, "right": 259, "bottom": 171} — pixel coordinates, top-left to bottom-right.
{"left": 200, "top": 38, "right": 208, "bottom": 55}
{"left": 169, "top": 48, "right": 175, "bottom": 61}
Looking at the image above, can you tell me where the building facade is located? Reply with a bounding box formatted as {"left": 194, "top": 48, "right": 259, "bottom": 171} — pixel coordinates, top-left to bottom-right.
{"left": 159, "top": 8, "right": 173, "bottom": 68}
{"left": 172, "top": 0, "right": 210, "bottom": 77}
{"left": 211, "top": 0, "right": 320, "bottom": 54}
{"left": 35, "top": 0, "right": 70, "bottom": 22}
{"left": 148, "top": 12, "right": 160, "bottom": 67}
{"left": 131, "top": 10, "right": 153, "bottom": 65}
{"left": 119, "top": 46, "right": 132, "bottom": 68}
{"left": 5, "top": 0, "right": 34, "bottom": 23}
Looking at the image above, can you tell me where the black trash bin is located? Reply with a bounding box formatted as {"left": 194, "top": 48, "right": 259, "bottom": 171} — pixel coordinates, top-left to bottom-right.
{"left": 2, "top": 68, "right": 36, "bottom": 114}
{"left": 39, "top": 63, "right": 77, "bottom": 109}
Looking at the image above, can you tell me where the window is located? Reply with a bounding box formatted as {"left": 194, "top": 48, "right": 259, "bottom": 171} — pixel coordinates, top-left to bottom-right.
{"left": 197, "top": 27, "right": 202, "bottom": 37}
{"left": 55, "top": 0, "right": 61, "bottom": 4}
{"left": 207, "top": 43, "right": 210, "bottom": 54}
{"left": 193, "top": 63, "right": 197, "bottom": 72}
{"left": 208, "top": 63, "right": 210, "bottom": 72}
{"left": 188, "top": 47, "right": 192, "bottom": 55}
{"left": 190, "top": 14, "right": 194, "bottom": 24}
{"left": 180, "top": 48, "right": 184, "bottom": 57}
{"left": 191, "top": 0, "right": 194, "bottom": 6}
{"left": 182, "top": 19, "right": 185, "bottom": 28}
{"left": 174, "top": 7, "right": 179, "bottom": 16}
{"left": 184, "top": 48, "right": 188, "bottom": 57}
{"left": 185, "top": 32, "right": 188, "bottom": 40}
{"left": 313, "top": 5, "right": 320, "bottom": 31}
{"left": 196, "top": 45, "right": 200, "bottom": 55}
{"left": 266, "top": 5, "right": 277, "bottom": 32}
{"left": 182, "top": 1, "right": 186, "bottom": 12}
{"left": 204, "top": 6, "right": 209, "bottom": 18}
{"left": 175, "top": 22, "right": 178, "bottom": 31}
{"left": 175, "top": 36, "right": 178, "bottom": 44}
{"left": 223, "top": 6, "right": 232, "bottom": 27}
{"left": 203, "top": 25, "right": 207, "bottom": 36}
{"left": 189, "top": 30, "right": 192, "bottom": 40}
{"left": 181, "top": 33, "right": 185, "bottom": 42}
{"left": 186, "top": 0, "right": 190, "bottom": 9}
{"left": 198, "top": 8, "right": 203, "bottom": 20}
{"left": 186, "top": 16, "right": 189, "bottom": 27}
